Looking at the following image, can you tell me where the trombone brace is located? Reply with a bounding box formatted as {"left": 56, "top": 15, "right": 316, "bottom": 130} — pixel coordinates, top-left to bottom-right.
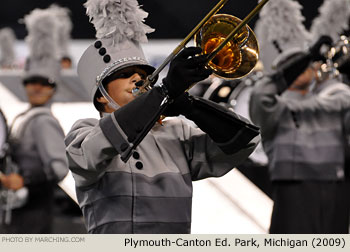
{"left": 183, "top": 97, "right": 260, "bottom": 154}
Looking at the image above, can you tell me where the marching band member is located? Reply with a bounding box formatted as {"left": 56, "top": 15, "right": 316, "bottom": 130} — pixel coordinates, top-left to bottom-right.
{"left": 65, "top": 0, "right": 260, "bottom": 234}
{"left": 49, "top": 4, "right": 74, "bottom": 69}
{"left": 0, "top": 8, "right": 68, "bottom": 234}
{"left": 0, "top": 28, "right": 17, "bottom": 69}
{"left": 250, "top": 36, "right": 350, "bottom": 233}
{"left": 251, "top": 0, "right": 350, "bottom": 234}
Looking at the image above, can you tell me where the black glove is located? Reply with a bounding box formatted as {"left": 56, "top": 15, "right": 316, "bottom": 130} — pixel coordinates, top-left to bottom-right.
{"left": 308, "top": 35, "right": 333, "bottom": 61}
{"left": 162, "top": 92, "right": 192, "bottom": 117}
{"left": 338, "top": 58, "right": 350, "bottom": 77}
{"left": 272, "top": 35, "right": 333, "bottom": 92}
{"left": 163, "top": 47, "right": 212, "bottom": 99}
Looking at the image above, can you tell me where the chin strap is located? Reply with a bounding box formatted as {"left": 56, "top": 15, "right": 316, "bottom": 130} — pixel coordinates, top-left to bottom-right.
{"left": 98, "top": 84, "right": 120, "bottom": 111}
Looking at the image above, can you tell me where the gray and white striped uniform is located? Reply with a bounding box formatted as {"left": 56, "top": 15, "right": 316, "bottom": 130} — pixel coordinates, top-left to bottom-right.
{"left": 250, "top": 77, "right": 350, "bottom": 181}
{"left": 65, "top": 116, "right": 258, "bottom": 233}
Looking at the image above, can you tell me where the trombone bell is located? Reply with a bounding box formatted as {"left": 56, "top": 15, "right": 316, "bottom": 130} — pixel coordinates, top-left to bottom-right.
{"left": 194, "top": 14, "right": 259, "bottom": 79}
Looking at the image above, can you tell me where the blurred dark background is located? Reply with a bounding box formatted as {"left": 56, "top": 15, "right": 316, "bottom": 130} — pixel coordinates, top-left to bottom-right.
{"left": 0, "top": 0, "right": 326, "bottom": 40}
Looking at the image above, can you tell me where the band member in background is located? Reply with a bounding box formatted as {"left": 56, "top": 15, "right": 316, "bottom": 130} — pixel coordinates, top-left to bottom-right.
{"left": 0, "top": 8, "right": 68, "bottom": 234}
{"left": 49, "top": 4, "right": 74, "bottom": 70}
{"left": 65, "top": 0, "right": 260, "bottom": 234}
{"left": 0, "top": 28, "right": 17, "bottom": 69}
{"left": 250, "top": 36, "right": 350, "bottom": 233}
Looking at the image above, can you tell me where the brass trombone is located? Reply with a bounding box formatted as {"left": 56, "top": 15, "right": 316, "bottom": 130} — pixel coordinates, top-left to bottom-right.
{"left": 132, "top": 0, "right": 270, "bottom": 96}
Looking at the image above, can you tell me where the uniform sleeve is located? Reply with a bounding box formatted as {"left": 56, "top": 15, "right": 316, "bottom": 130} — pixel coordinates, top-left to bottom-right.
{"left": 284, "top": 88, "right": 350, "bottom": 113}
{"left": 31, "top": 115, "right": 69, "bottom": 183}
{"left": 180, "top": 119, "right": 259, "bottom": 181}
{"left": 64, "top": 118, "right": 118, "bottom": 187}
{"left": 249, "top": 76, "right": 288, "bottom": 140}
{"left": 183, "top": 96, "right": 260, "bottom": 155}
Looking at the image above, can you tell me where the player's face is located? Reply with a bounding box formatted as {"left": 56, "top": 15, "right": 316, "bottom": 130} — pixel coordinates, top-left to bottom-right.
{"left": 107, "top": 67, "right": 147, "bottom": 107}
{"left": 25, "top": 82, "right": 54, "bottom": 106}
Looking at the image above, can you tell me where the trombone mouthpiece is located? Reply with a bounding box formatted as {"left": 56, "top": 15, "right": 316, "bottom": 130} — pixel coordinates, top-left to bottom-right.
{"left": 132, "top": 80, "right": 145, "bottom": 96}
{"left": 132, "top": 87, "right": 141, "bottom": 96}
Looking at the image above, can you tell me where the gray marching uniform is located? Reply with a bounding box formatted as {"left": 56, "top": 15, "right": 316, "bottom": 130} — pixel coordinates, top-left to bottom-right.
{"left": 65, "top": 116, "right": 258, "bottom": 234}
{"left": 250, "top": 78, "right": 350, "bottom": 181}
{"left": 250, "top": 77, "right": 350, "bottom": 233}
{"left": 0, "top": 106, "right": 68, "bottom": 234}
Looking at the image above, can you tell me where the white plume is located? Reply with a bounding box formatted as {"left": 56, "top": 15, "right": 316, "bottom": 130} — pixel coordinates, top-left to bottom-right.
{"left": 254, "top": 18, "right": 269, "bottom": 50}
{"left": 0, "top": 28, "right": 16, "bottom": 68}
{"left": 49, "top": 4, "right": 73, "bottom": 58}
{"left": 24, "top": 8, "right": 59, "bottom": 62}
{"left": 257, "top": 0, "right": 311, "bottom": 52}
{"left": 84, "top": 0, "right": 154, "bottom": 46}
{"left": 310, "top": 0, "right": 350, "bottom": 42}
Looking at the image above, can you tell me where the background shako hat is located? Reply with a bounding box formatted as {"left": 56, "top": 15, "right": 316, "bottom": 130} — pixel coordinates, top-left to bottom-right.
{"left": 255, "top": 0, "right": 350, "bottom": 74}
{"left": 0, "top": 27, "right": 17, "bottom": 69}
{"left": 254, "top": 0, "right": 311, "bottom": 73}
{"left": 78, "top": 0, "right": 156, "bottom": 108}
{"left": 48, "top": 4, "right": 73, "bottom": 61}
{"left": 310, "top": 0, "right": 350, "bottom": 44}
{"left": 310, "top": 0, "right": 350, "bottom": 79}
{"left": 22, "top": 8, "right": 61, "bottom": 86}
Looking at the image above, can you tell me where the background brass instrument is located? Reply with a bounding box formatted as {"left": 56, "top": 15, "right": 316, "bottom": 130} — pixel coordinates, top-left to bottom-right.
{"left": 317, "top": 35, "right": 350, "bottom": 81}
{"left": 132, "top": 0, "right": 269, "bottom": 96}
{"left": 329, "top": 35, "right": 350, "bottom": 70}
